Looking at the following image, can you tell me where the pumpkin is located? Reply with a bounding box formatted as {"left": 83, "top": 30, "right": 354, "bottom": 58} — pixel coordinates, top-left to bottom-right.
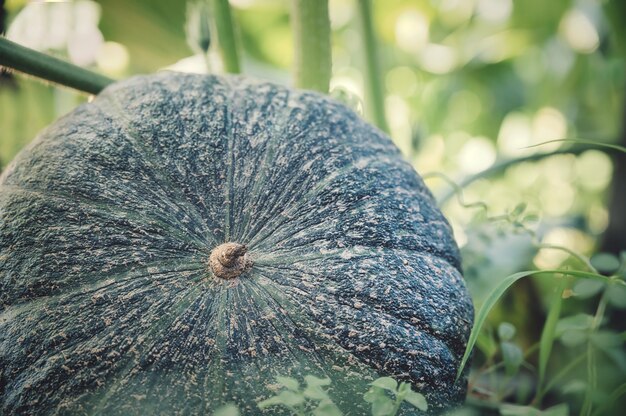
{"left": 0, "top": 72, "right": 473, "bottom": 415}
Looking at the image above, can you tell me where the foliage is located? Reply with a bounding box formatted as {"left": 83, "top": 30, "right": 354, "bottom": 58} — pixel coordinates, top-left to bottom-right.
{"left": 256, "top": 375, "right": 427, "bottom": 416}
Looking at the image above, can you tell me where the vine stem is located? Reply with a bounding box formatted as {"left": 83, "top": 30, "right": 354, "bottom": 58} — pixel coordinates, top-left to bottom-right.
{"left": 210, "top": 0, "right": 241, "bottom": 74}
{"left": 581, "top": 287, "right": 610, "bottom": 416}
{"left": 438, "top": 144, "right": 608, "bottom": 205}
{"left": 356, "top": 0, "right": 389, "bottom": 133}
{"left": 0, "top": 37, "right": 113, "bottom": 94}
{"left": 290, "top": 0, "right": 331, "bottom": 93}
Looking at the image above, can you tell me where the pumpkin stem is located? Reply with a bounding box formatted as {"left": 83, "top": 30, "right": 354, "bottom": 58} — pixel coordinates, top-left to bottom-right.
{"left": 209, "top": 242, "right": 252, "bottom": 279}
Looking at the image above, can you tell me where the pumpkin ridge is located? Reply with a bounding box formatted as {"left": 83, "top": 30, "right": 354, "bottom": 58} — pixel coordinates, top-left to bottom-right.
{"left": 253, "top": 261, "right": 461, "bottom": 351}
{"left": 251, "top": 267, "right": 461, "bottom": 395}
{"left": 1, "top": 260, "right": 206, "bottom": 312}
{"left": 1, "top": 269, "right": 209, "bottom": 414}
{"left": 245, "top": 159, "right": 439, "bottom": 256}
{"left": 0, "top": 185, "right": 212, "bottom": 252}
{"left": 96, "top": 93, "right": 218, "bottom": 245}
{"left": 228, "top": 83, "right": 294, "bottom": 241}
{"left": 254, "top": 250, "right": 471, "bottom": 359}
{"left": 232, "top": 92, "right": 306, "bottom": 241}
{"left": 244, "top": 275, "right": 358, "bottom": 371}
{"left": 239, "top": 153, "right": 390, "bottom": 247}
{"left": 86, "top": 285, "right": 207, "bottom": 412}
{"left": 222, "top": 78, "right": 239, "bottom": 242}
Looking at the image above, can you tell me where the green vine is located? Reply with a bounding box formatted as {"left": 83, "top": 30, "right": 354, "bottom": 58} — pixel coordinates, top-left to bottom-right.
{"left": 290, "top": 0, "right": 331, "bottom": 93}
{"left": 209, "top": 0, "right": 241, "bottom": 74}
{"left": 0, "top": 37, "right": 113, "bottom": 94}
{"left": 356, "top": 0, "right": 389, "bottom": 133}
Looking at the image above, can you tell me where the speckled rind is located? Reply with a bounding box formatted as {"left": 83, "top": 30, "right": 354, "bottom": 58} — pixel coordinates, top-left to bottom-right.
{"left": 0, "top": 72, "right": 473, "bottom": 415}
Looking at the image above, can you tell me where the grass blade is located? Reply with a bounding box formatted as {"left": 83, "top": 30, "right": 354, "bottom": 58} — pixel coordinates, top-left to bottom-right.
{"left": 535, "top": 277, "right": 568, "bottom": 403}
{"left": 456, "top": 269, "right": 618, "bottom": 380}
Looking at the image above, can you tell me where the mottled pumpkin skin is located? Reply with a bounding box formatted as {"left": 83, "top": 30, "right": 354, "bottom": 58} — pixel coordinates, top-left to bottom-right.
{"left": 0, "top": 72, "right": 473, "bottom": 415}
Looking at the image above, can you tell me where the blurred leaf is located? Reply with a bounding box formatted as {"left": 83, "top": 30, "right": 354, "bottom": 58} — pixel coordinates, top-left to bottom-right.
{"left": 540, "top": 404, "right": 569, "bottom": 416}
{"left": 370, "top": 377, "right": 397, "bottom": 392}
{"left": 572, "top": 279, "right": 605, "bottom": 299}
{"left": 404, "top": 390, "right": 427, "bottom": 411}
{"left": 258, "top": 390, "right": 305, "bottom": 409}
{"left": 304, "top": 375, "right": 331, "bottom": 387}
{"left": 185, "top": 0, "right": 211, "bottom": 54}
{"left": 607, "top": 284, "right": 626, "bottom": 308}
{"left": 590, "top": 253, "right": 621, "bottom": 274}
{"left": 560, "top": 329, "right": 588, "bottom": 347}
{"left": 363, "top": 387, "right": 382, "bottom": 403}
{"left": 371, "top": 395, "right": 394, "bottom": 416}
{"left": 511, "top": 202, "right": 527, "bottom": 217}
{"left": 590, "top": 330, "right": 623, "bottom": 349}
{"left": 303, "top": 385, "right": 328, "bottom": 401}
{"left": 538, "top": 278, "right": 566, "bottom": 394}
{"left": 313, "top": 399, "right": 343, "bottom": 416}
{"left": 562, "top": 380, "right": 587, "bottom": 395}
{"left": 212, "top": 404, "right": 239, "bottom": 416}
{"left": 556, "top": 314, "right": 594, "bottom": 334}
{"left": 476, "top": 329, "right": 499, "bottom": 359}
{"left": 500, "top": 403, "right": 568, "bottom": 416}
{"left": 498, "top": 322, "right": 516, "bottom": 341}
{"left": 276, "top": 376, "right": 300, "bottom": 391}
{"left": 501, "top": 341, "right": 524, "bottom": 376}
{"left": 591, "top": 383, "right": 626, "bottom": 416}
{"left": 98, "top": 0, "right": 189, "bottom": 72}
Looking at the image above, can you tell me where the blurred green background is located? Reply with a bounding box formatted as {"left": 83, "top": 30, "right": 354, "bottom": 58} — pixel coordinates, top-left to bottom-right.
{"left": 1, "top": 0, "right": 625, "bottom": 414}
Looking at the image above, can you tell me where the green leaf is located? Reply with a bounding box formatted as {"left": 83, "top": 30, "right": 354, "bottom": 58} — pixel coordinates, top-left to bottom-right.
{"left": 560, "top": 329, "right": 588, "bottom": 347}
{"left": 313, "top": 399, "right": 343, "bottom": 416}
{"left": 476, "top": 330, "right": 499, "bottom": 359}
{"left": 501, "top": 341, "right": 524, "bottom": 376}
{"left": 590, "top": 330, "right": 623, "bottom": 349}
{"left": 499, "top": 404, "right": 540, "bottom": 415}
{"left": 370, "top": 377, "right": 398, "bottom": 392}
{"left": 404, "top": 390, "right": 427, "bottom": 411}
{"left": 396, "top": 382, "right": 410, "bottom": 396}
{"left": 498, "top": 322, "right": 516, "bottom": 341}
{"left": 511, "top": 202, "right": 527, "bottom": 217}
{"left": 590, "top": 252, "right": 620, "bottom": 274}
{"left": 212, "top": 404, "right": 240, "bottom": 416}
{"left": 276, "top": 376, "right": 300, "bottom": 391}
{"left": 555, "top": 314, "right": 594, "bottom": 334}
{"left": 371, "top": 395, "right": 395, "bottom": 416}
{"left": 591, "top": 383, "right": 626, "bottom": 416}
{"left": 258, "top": 391, "right": 305, "bottom": 409}
{"left": 499, "top": 403, "right": 568, "bottom": 416}
{"left": 607, "top": 284, "right": 626, "bottom": 308}
{"left": 303, "top": 385, "right": 329, "bottom": 401}
{"left": 304, "top": 375, "right": 332, "bottom": 387}
{"left": 561, "top": 379, "right": 587, "bottom": 394}
{"left": 556, "top": 314, "right": 594, "bottom": 346}
{"left": 363, "top": 387, "right": 383, "bottom": 403}
{"left": 572, "top": 279, "right": 605, "bottom": 298}
{"left": 538, "top": 278, "right": 566, "bottom": 397}
{"left": 257, "top": 396, "right": 284, "bottom": 409}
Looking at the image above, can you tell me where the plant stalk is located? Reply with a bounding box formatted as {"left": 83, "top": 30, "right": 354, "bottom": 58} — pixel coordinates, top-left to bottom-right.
{"left": 356, "top": 0, "right": 389, "bottom": 133}
{"left": 210, "top": 0, "right": 241, "bottom": 74}
{"left": 0, "top": 37, "right": 113, "bottom": 95}
{"left": 438, "top": 144, "right": 613, "bottom": 205}
{"left": 291, "top": 0, "right": 331, "bottom": 93}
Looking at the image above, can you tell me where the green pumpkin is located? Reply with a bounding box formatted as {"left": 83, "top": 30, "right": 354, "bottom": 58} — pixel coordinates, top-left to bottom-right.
{"left": 0, "top": 72, "right": 473, "bottom": 415}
